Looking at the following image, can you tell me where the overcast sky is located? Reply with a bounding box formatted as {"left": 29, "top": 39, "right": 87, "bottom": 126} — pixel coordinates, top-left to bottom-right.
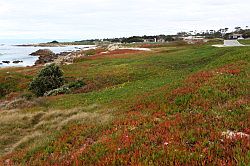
{"left": 0, "top": 0, "right": 249, "bottom": 40}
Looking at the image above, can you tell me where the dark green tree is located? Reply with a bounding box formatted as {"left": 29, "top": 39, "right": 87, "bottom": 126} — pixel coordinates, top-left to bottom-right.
{"left": 50, "top": 40, "right": 59, "bottom": 44}
{"left": 29, "top": 64, "right": 64, "bottom": 96}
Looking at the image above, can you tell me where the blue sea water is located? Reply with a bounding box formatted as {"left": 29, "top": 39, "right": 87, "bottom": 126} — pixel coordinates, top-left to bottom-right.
{"left": 0, "top": 44, "right": 95, "bottom": 68}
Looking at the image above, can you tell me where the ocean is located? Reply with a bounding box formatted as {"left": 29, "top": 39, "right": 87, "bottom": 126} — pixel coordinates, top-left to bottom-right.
{"left": 0, "top": 44, "right": 95, "bottom": 68}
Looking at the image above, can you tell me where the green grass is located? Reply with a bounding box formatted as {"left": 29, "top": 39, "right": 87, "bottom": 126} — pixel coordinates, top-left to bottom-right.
{"left": 238, "top": 39, "right": 250, "bottom": 45}
{"left": 0, "top": 44, "right": 249, "bottom": 165}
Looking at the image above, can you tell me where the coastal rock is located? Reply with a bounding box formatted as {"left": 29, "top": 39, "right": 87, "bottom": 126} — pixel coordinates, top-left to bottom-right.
{"left": 30, "top": 49, "right": 57, "bottom": 65}
{"left": 2, "top": 61, "right": 10, "bottom": 64}
{"left": 13, "top": 60, "right": 23, "bottom": 64}
{"left": 30, "top": 48, "right": 90, "bottom": 66}
{"left": 30, "top": 49, "right": 55, "bottom": 56}
{"left": 54, "top": 51, "right": 83, "bottom": 65}
{"left": 57, "top": 51, "right": 71, "bottom": 57}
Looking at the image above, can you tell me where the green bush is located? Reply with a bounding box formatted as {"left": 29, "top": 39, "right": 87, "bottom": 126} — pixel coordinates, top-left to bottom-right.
{"left": 0, "top": 84, "right": 9, "bottom": 98}
{"left": 0, "top": 81, "right": 17, "bottom": 98}
{"left": 68, "top": 80, "right": 85, "bottom": 89}
{"left": 29, "top": 64, "right": 64, "bottom": 96}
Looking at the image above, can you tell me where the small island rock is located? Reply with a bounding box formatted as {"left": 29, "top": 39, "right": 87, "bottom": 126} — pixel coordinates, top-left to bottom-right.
{"left": 30, "top": 49, "right": 57, "bottom": 65}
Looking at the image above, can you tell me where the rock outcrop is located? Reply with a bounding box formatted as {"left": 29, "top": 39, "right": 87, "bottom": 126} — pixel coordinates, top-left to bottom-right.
{"left": 30, "top": 49, "right": 58, "bottom": 65}
{"left": 2, "top": 61, "right": 10, "bottom": 64}
{"left": 13, "top": 60, "right": 23, "bottom": 64}
{"left": 53, "top": 52, "right": 84, "bottom": 65}
{"left": 30, "top": 49, "right": 55, "bottom": 56}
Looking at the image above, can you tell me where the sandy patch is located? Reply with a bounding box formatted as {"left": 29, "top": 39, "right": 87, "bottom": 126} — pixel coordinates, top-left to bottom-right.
{"left": 119, "top": 48, "right": 151, "bottom": 51}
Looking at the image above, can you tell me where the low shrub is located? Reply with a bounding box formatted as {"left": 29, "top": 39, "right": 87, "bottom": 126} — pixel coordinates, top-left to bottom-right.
{"left": 84, "top": 49, "right": 96, "bottom": 56}
{"left": 68, "top": 80, "right": 86, "bottom": 89}
{"left": 21, "top": 93, "right": 35, "bottom": 100}
{"left": 44, "top": 86, "right": 70, "bottom": 96}
{"left": 44, "top": 80, "right": 85, "bottom": 96}
{"left": 0, "top": 78, "right": 18, "bottom": 98}
{"left": 29, "top": 64, "right": 64, "bottom": 96}
{"left": 0, "top": 84, "right": 9, "bottom": 98}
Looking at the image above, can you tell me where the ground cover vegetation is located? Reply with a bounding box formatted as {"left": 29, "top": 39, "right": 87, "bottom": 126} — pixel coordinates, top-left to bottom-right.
{"left": 239, "top": 39, "right": 250, "bottom": 45}
{"left": 0, "top": 42, "right": 249, "bottom": 165}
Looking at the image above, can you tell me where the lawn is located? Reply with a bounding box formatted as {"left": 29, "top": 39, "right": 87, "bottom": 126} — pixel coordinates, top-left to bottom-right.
{"left": 0, "top": 43, "right": 249, "bottom": 165}
{"left": 239, "top": 39, "right": 250, "bottom": 45}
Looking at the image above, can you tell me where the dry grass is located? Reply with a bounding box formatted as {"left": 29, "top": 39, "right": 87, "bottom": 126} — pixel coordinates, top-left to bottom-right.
{"left": 0, "top": 104, "right": 112, "bottom": 156}
{"left": 9, "top": 132, "right": 42, "bottom": 154}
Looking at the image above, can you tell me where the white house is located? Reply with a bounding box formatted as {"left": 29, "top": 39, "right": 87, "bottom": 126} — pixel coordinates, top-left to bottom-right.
{"left": 229, "top": 34, "right": 244, "bottom": 40}
{"left": 183, "top": 36, "right": 206, "bottom": 44}
{"left": 143, "top": 38, "right": 157, "bottom": 43}
{"left": 157, "top": 38, "right": 166, "bottom": 43}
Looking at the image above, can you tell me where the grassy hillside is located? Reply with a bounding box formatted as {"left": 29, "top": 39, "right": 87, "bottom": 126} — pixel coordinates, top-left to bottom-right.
{"left": 0, "top": 43, "right": 249, "bottom": 165}
{"left": 239, "top": 39, "right": 250, "bottom": 45}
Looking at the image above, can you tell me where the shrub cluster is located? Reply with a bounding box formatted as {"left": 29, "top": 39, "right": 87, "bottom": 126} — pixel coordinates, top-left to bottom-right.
{"left": 68, "top": 80, "right": 85, "bottom": 89}
{"left": 29, "top": 64, "right": 85, "bottom": 97}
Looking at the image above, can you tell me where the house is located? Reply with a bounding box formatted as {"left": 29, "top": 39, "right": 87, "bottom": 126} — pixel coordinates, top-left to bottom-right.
{"left": 183, "top": 36, "right": 206, "bottom": 44}
{"left": 157, "top": 38, "right": 166, "bottom": 43}
{"left": 143, "top": 37, "right": 166, "bottom": 43}
{"left": 143, "top": 38, "right": 157, "bottom": 43}
{"left": 229, "top": 34, "right": 243, "bottom": 40}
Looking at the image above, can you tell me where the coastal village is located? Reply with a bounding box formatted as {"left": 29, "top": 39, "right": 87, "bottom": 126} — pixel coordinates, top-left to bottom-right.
{"left": 82, "top": 26, "right": 250, "bottom": 45}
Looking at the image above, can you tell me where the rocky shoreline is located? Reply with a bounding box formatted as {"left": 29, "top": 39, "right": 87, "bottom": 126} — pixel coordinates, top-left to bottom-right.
{"left": 0, "top": 44, "right": 97, "bottom": 68}
{"left": 30, "top": 48, "right": 87, "bottom": 66}
{"left": 29, "top": 44, "right": 150, "bottom": 66}
{"left": 1, "top": 44, "right": 151, "bottom": 68}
